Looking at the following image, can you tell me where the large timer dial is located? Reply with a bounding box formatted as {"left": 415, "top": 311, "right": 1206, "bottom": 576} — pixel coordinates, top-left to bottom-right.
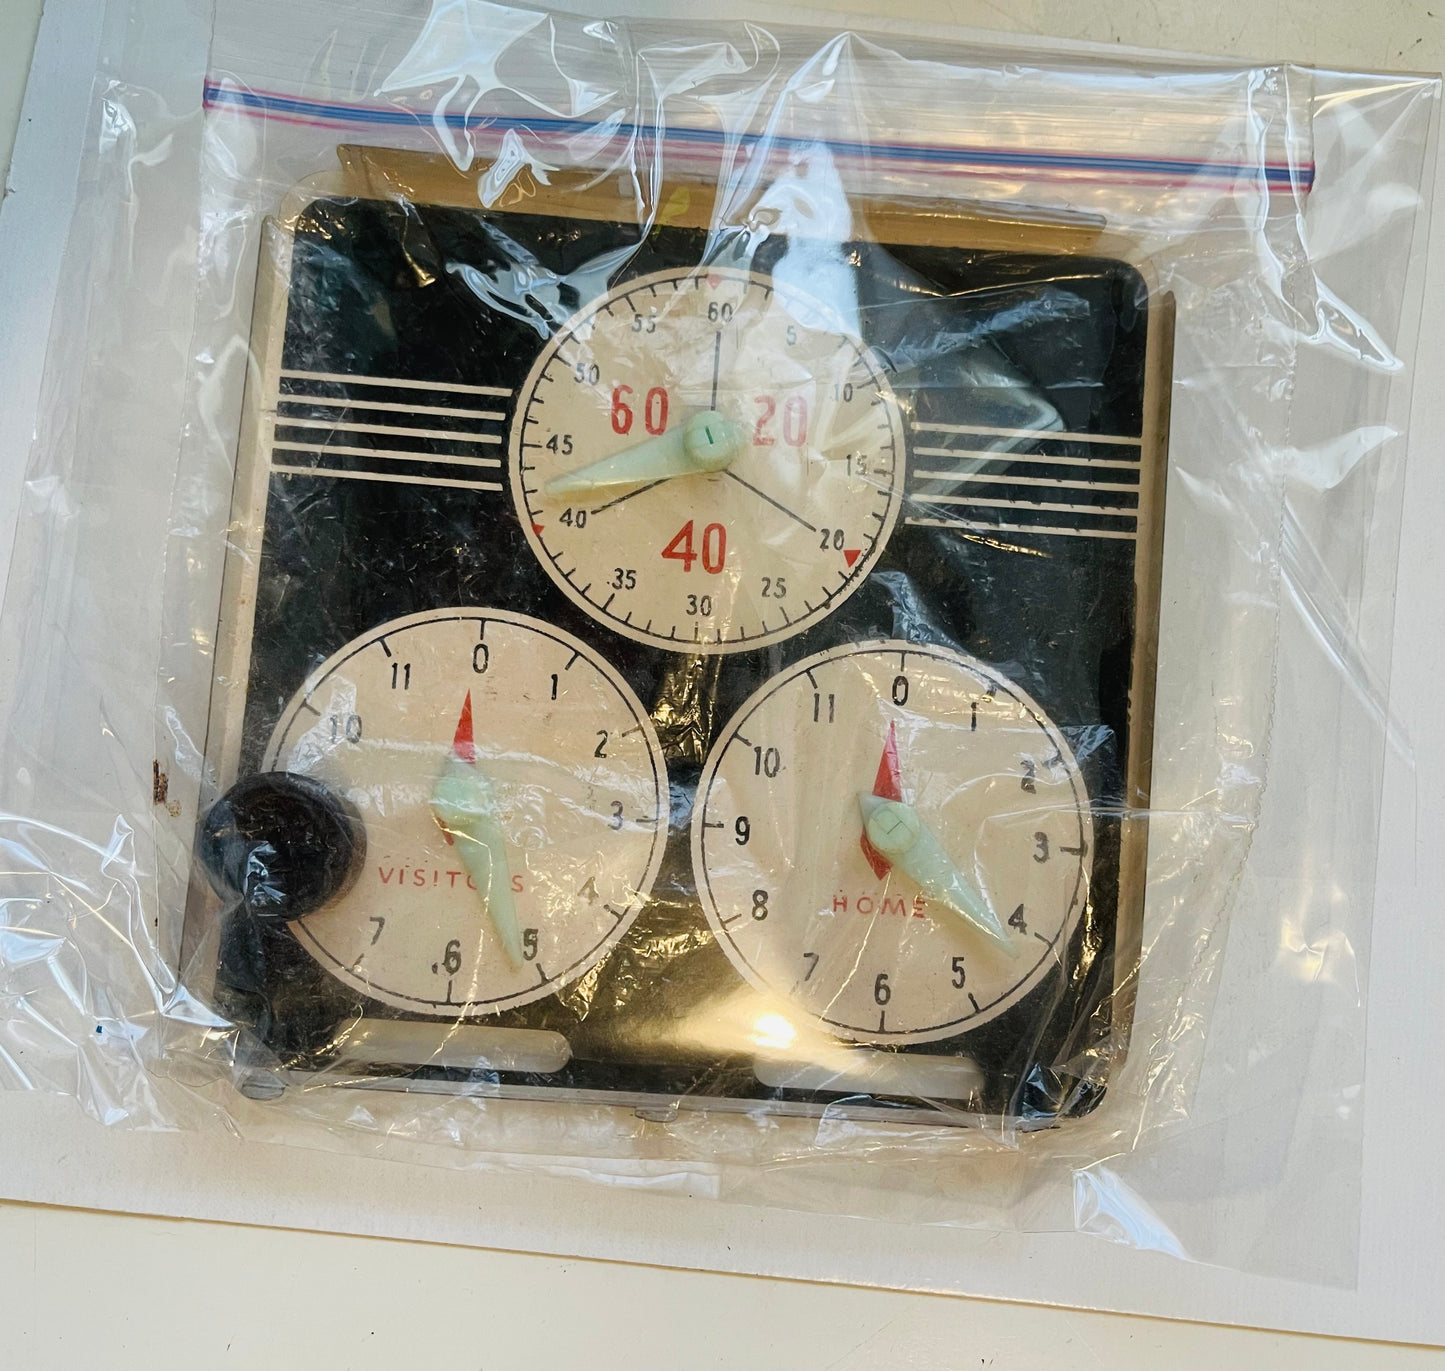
{"left": 509, "top": 267, "right": 906, "bottom": 652}
{"left": 263, "top": 609, "right": 666, "bottom": 1015}
{"left": 692, "top": 641, "right": 1092, "bottom": 1045}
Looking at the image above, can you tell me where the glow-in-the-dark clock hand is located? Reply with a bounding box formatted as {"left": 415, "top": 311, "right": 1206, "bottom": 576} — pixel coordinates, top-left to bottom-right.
{"left": 857, "top": 791, "right": 1018, "bottom": 958}
{"left": 543, "top": 410, "right": 745, "bottom": 498}
{"left": 429, "top": 693, "right": 525, "bottom": 968}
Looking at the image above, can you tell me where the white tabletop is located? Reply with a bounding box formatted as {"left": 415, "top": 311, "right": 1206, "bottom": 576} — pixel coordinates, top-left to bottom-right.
{"left": 0, "top": 2, "right": 1441, "bottom": 1367}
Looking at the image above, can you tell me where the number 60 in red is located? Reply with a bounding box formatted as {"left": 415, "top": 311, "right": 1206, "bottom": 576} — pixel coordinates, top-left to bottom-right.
{"left": 611, "top": 384, "right": 669, "bottom": 436}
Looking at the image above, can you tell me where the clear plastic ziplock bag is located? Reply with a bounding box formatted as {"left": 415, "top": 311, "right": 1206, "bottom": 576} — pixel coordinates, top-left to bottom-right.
{"left": 0, "top": 0, "right": 1437, "bottom": 1284}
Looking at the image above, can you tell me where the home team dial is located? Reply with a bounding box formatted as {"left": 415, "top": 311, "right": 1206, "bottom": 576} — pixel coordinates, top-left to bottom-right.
{"left": 691, "top": 641, "right": 1093, "bottom": 1044}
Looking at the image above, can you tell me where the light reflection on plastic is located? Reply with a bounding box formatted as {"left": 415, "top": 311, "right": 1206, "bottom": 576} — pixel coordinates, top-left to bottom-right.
{"left": 663, "top": 984, "right": 822, "bottom": 1058}
{"left": 1073, "top": 1166, "right": 1188, "bottom": 1258}
{"left": 750, "top": 1011, "right": 798, "bottom": 1052}
{"left": 1277, "top": 890, "right": 1358, "bottom": 993}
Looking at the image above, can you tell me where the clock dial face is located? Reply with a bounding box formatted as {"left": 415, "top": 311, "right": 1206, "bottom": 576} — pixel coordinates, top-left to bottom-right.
{"left": 692, "top": 640, "right": 1092, "bottom": 1044}
{"left": 262, "top": 609, "right": 667, "bottom": 1015}
{"left": 509, "top": 267, "right": 906, "bottom": 653}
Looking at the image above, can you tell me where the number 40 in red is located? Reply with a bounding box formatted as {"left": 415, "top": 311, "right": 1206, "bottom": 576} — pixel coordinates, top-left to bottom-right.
{"left": 662, "top": 520, "right": 727, "bottom": 574}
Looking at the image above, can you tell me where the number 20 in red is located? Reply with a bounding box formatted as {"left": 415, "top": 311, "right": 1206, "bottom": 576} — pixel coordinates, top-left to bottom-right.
{"left": 662, "top": 520, "right": 726, "bottom": 574}
{"left": 752, "top": 394, "right": 808, "bottom": 447}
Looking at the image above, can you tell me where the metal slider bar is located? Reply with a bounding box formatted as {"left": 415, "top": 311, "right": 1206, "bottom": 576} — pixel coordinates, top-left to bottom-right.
{"left": 277, "top": 395, "right": 505, "bottom": 422}
{"left": 270, "top": 464, "right": 503, "bottom": 493}
{"left": 280, "top": 368, "right": 512, "bottom": 399}
{"left": 905, "top": 515, "right": 1138, "bottom": 542}
{"left": 918, "top": 493, "right": 1138, "bottom": 517}
{"left": 271, "top": 442, "right": 502, "bottom": 471}
{"left": 910, "top": 421, "right": 1142, "bottom": 447}
{"left": 911, "top": 469, "right": 1140, "bottom": 493}
{"left": 273, "top": 416, "right": 501, "bottom": 445}
{"left": 910, "top": 445, "right": 1140, "bottom": 472}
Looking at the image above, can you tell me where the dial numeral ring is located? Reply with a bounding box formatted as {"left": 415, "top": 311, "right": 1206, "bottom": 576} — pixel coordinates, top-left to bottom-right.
{"left": 263, "top": 609, "right": 667, "bottom": 1015}
{"left": 509, "top": 267, "right": 906, "bottom": 653}
{"left": 691, "top": 639, "right": 1092, "bottom": 1044}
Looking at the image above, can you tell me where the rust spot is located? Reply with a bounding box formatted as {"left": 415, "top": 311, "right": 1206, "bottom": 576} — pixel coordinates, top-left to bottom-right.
{"left": 152, "top": 760, "right": 168, "bottom": 806}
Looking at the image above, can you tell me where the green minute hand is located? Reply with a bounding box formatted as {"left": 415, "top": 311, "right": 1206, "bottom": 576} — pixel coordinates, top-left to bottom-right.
{"left": 858, "top": 792, "right": 1018, "bottom": 957}
{"left": 543, "top": 410, "right": 745, "bottom": 498}
{"left": 431, "top": 744, "right": 525, "bottom": 970}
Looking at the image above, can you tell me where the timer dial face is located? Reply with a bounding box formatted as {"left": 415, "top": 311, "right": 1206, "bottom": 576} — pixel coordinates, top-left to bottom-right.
{"left": 510, "top": 267, "right": 906, "bottom": 652}
{"left": 692, "top": 641, "right": 1092, "bottom": 1044}
{"left": 263, "top": 609, "right": 666, "bottom": 1015}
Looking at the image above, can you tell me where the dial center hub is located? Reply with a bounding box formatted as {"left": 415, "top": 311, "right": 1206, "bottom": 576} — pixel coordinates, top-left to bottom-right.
{"left": 682, "top": 410, "right": 744, "bottom": 472}
{"left": 860, "top": 795, "right": 921, "bottom": 857}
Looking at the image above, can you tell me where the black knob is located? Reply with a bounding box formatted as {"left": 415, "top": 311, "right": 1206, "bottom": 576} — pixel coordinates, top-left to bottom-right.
{"left": 198, "top": 772, "right": 365, "bottom": 921}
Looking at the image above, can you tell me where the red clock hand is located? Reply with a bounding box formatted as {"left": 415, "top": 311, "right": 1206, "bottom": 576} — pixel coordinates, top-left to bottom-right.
{"left": 439, "top": 691, "right": 477, "bottom": 846}
{"left": 860, "top": 721, "right": 902, "bottom": 879}
{"left": 452, "top": 690, "right": 476, "bottom": 764}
